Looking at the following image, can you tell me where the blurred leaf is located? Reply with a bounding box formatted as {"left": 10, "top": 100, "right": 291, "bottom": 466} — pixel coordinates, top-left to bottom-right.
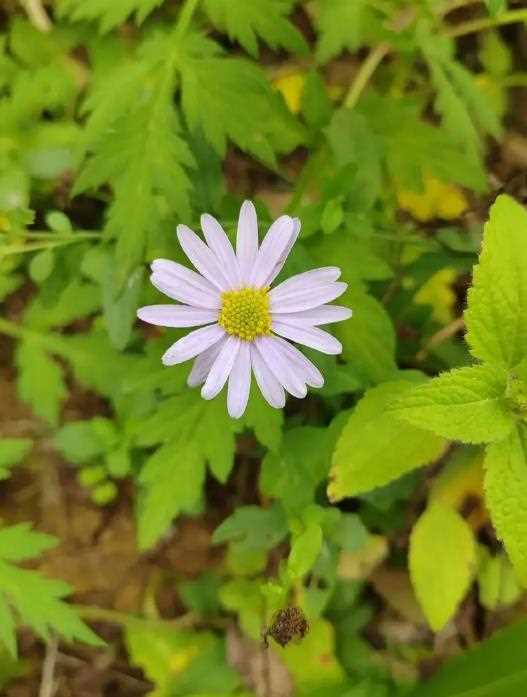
{"left": 413, "top": 618, "right": 527, "bottom": 696}
{"left": 54, "top": 417, "right": 119, "bottom": 464}
{"left": 485, "top": 425, "right": 527, "bottom": 586}
{"left": 103, "top": 264, "right": 144, "bottom": 351}
{"left": 409, "top": 503, "right": 476, "bottom": 631}
{"left": 465, "top": 195, "right": 527, "bottom": 368}
{"left": 0, "top": 439, "right": 32, "bottom": 480}
{"left": 478, "top": 549, "right": 522, "bottom": 611}
{"left": 329, "top": 380, "right": 447, "bottom": 500}
{"left": 15, "top": 341, "right": 67, "bottom": 426}
{"left": 213, "top": 503, "right": 288, "bottom": 554}
{"left": 0, "top": 524, "right": 102, "bottom": 657}
{"left": 315, "top": 0, "right": 383, "bottom": 64}
{"left": 204, "top": 0, "right": 307, "bottom": 57}
{"left": 288, "top": 523, "right": 323, "bottom": 579}
{"left": 57, "top": 0, "right": 164, "bottom": 32}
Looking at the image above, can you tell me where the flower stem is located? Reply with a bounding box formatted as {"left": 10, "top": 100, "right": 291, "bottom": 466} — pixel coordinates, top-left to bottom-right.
{"left": 20, "top": 0, "right": 52, "bottom": 32}
{"left": 447, "top": 8, "right": 527, "bottom": 37}
{"left": 344, "top": 42, "right": 391, "bottom": 110}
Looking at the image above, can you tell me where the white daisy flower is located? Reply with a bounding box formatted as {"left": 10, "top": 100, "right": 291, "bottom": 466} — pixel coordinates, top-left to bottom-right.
{"left": 137, "top": 201, "right": 352, "bottom": 418}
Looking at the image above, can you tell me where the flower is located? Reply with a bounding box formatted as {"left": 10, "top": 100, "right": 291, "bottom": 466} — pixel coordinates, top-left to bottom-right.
{"left": 137, "top": 201, "right": 352, "bottom": 418}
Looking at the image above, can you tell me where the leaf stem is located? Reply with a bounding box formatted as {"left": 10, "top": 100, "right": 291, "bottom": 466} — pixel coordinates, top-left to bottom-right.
{"left": 447, "top": 8, "right": 527, "bottom": 37}
{"left": 344, "top": 42, "right": 391, "bottom": 110}
{"left": 75, "top": 604, "right": 227, "bottom": 632}
{"left": 416, "top": 316, "right": 466, "bottom": 362}
{"left": 20, "top": 0, "right": 52, "bottom": 32}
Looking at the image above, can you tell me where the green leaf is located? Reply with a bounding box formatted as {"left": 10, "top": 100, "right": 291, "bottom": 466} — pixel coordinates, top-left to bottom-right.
{"left": 261, "top": 426, "right": 333, "bottom": 514}
{"left": 15, "top": 341, "right": 66, "bottom": 426}
{"left": 126, "top": 625, "right": 240, "bottom": 697}
{"left": 484, "top": 0, "right": 506, "bottom": 17}
{"left": 288, "top": 523, "right": 323, "bottom": 579}
{"left": 180, "top": 46, "right": 304, "bottom": 166}
{"left": 212, "top": 503, "right": 288, "bottom": 554}
{"left": 393, "top": 364, "right": 514, "bottom": 444}
{"left": 0, "top": 524, "right": 102, "bottom": 657}
{"left": 465, "top": 194, "right": 527, "bottom": 368}
{"left": 239, "top": 389, "right": 283, "bottom": 452}
{"left": 54, "top": 417, "right": 118, "bottom": 464}
{"left": 57, "top": 0, "right": 164, "bottom": 32}
{"left": 74, "top": 32, "right": 194, "bottom": 281}
{"left": 204, "top": 0, "right": 307, "bottom": 57}
{"left": 410, "top": 503, "right": 476, "bottom": 631}
{"left": 315, "top": 0, "right": 383, "bottom": 64}
{"left": 329, "top": 380, "right": 447, "bottom": 500}
{"left": 484, "top": 425, "right": 527, "bottom": 585}
{"left": 103, "top": 264, "right": 144, "bottom": 351}
{"left": 137, "top": 440, "right": 206, "bottom": 551}
{"left": 334, "top": 285, "right": 397, "bottom": 385}
{"left": 0, "top": 439, "right": 32, "bottom": 480}
{"left": 412, "top": 618, "right": 527, "bottom": 697}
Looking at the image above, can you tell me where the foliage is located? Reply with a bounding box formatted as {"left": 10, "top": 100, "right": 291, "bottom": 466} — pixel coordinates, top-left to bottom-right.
{"left": 1, "top": 0, "right": 527, "bottom": 694}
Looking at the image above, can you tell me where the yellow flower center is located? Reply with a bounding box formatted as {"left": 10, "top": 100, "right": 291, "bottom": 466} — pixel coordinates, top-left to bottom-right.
{"left": 219, "top": 287, "right": 271, "bottom": 341}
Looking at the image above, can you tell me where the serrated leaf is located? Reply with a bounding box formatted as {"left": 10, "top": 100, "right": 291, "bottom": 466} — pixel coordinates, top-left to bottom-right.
{"left": 0, "top": 524, "right": 102, "bottom": 656}
{"left": 329, "top": 380, "right": 447, "bottom": 500}
{"left": 334, "top": 285, "right": 397, "bottom": 385}
{"left": 135, "top": 393, "right": 236, "bottom": 549}
{"left": 410, "top": 503, "right": 476, "bottom": 631}
{"left": 485, "top": 425, "right": 527, "bottom": 586}
{"left": 180, "top": 48, "right": 304, "bottom": 166}
{"left": 103, "top": 264, "right": 144, "bottom": 351}
{"left": 465, "top": 194, "right": 527, "bottom": 368}
{"left": 57, "top": 0, "right": 164, "bottom": 32}
{"left": 315, "top": 0, "right": 382, "bottom": 64}
{"left": 15, "top": 341, "right": 67, "bottom": 426}
{"left": 204, "top": 0, "right": 307, "bottom": 57}
{"left": 393, "top": 364, "right": 514, "bottom": 444}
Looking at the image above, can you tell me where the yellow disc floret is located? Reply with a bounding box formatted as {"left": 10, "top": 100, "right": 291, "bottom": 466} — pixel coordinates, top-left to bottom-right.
{"left": 219, "top": 287, "right": 271, "bottom": 341}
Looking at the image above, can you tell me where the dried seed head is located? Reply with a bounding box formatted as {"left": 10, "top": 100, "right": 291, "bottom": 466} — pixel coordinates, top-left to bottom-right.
{"left": 263, "top": 607, "right": 309, "bottom": 648}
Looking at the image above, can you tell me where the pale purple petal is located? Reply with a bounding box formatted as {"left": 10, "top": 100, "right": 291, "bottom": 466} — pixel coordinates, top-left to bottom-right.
{"left": 151, "top": 272, "right": 220, "bottom": 310}
{"left": 227, "top": 341, "right": 252, "bottom": 418}
{"left": 250, "top": 344, "right": 286, "bottom": 408}
{"left": 272, "top": 305, "right": 352, "bottom": 326}
{"left": 201, "top": 214, "right": 241, "bottom": 289}
{"left": 270, "top": 267, "right": 341, "bottom": 300}
{"left": 255, "top": 336, "right": 307, "bottom": 398}
{"left": 162, "top": 324, "right": 225, "bottom": 366}
{"left": 236, "top": 200, "right": 258, "bottom": 284}
{"left": 272, "top": 321, "right": 342, "bottom": 354}
{"left": 177, "top": 224, "right": 230, "bottom": 291}
{"left": 137, "top": 305, "right": 218, "bottom": 328}
{"left": 269, "top": 282, "right": 347, "bottom": 313}
{"left": 273, "top": 336, "right": 324, "bottom": 388}
{"left": 249, "top": 216, "right": 298, "bottom": 288}
{"left": 151, "top": 259, "right": 217, "bottom": 295}
{"left": 187, "top": 339, "right": 225, "bottom": 387}
{"left": 201, "top": 336, "right": 241, "bottom": 400}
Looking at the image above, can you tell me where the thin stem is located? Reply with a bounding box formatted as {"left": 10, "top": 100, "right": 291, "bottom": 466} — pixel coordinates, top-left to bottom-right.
{"left": 174, "top": 0, "right": 201, "bottom": 40}
{"left": 39, "top": 635, "right": 59, "bottom": 697}
{"left": 0, "top": 317, "right": 66, "bottom": 353}
{"left": 1, "top": 236, "right": 97, "bottom": 258}
{"left": 437, "top": 0, "right": 482, "bottom": 15}
{"left": 22, "top": 231, "right": 101, "bottom": 240}
{"left": 447, "top": 8, "right": 527, "bottom": 37}
{"left": 416, "top": 316, "right": 465, "bottom": 362}
{"left": 75, "top": 604, "right": 206, "bottom": 630}
{"left": 344, "top": 42, "right": 391, "bottom": 110}
{"left": 20, "top": 0, "right": 52, "bottom": 32}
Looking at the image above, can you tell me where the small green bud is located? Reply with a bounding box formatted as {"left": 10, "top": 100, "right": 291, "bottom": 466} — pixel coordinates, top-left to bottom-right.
{"left": 78, "top": 465, "right": 106, "bottom": 488}
{"left": 91, "top": 481, "right": 118, "bottom": 506}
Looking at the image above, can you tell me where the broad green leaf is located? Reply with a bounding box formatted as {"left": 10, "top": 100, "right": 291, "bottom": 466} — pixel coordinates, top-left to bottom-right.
{"left": 413, "top": 618, "right": 527, "bottom": 697}
{"left": 288, "top": 523, "right": 323, "bottom": 579}
{"left": 15, "top": 341, "right": 66, "bottom": 426}
{"left": 334, "top": 285, "right": 397, "bottom": 385}
{"left": 478, "top": 549, "right": 522, "bottom": 611}
{"left": 393, "top": 364, "right": 514, "bottom": 444}
{"left": 0, "top": 439, "right": 32, "bottom": 479}
{"left": 485, "top": 425, "right": 527, "bottom": 585}
{"left": 409, "top": 503, "right": 476, "bottom": 631}
{"left": 465, "top": 195, "right": 527, "bottom": 368}
{"left": 126, "top": 625, "right": 240, "bottom": 697}
{"left": 329, "top": 380, "right": 447, "bottom": 500}
{"left": 213, "top": 503, "right": 288, "bottom": 554}
{"left": 204, "top": 0, "right": 307, "bottom": 57}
